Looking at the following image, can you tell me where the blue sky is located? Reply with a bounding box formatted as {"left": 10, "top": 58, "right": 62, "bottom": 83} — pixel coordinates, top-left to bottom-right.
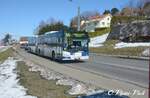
{"left": 0, "top": 0, "right": 130, "bottom": 39}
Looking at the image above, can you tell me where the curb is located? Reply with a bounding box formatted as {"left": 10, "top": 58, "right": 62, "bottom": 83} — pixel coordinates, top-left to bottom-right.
{"left": 90, "top": 53, "right": 149, "bottom": 61}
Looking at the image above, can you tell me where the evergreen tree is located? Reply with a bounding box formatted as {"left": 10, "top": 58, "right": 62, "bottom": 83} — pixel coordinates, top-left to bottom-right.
{"left": 103, "top": 10, "right": 111, "bottom": 15}
{"left": 111, "top": 8, "right": 119, "bottom": 15}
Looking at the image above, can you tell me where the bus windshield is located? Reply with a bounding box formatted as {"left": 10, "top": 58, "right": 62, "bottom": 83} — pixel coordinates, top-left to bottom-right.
{"left": 73, "top": 40, "right": 88, "bottom": 47}
{"left": 73, "top": 41, "right": 81, "bottom": 47}
{"left": 66, "top": 39, "right": 88, "bottom": 51}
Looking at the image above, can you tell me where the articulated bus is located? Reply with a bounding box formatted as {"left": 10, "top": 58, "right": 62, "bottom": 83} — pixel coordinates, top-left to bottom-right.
{"left": 27, "top": 31, "right": 89, "bottom": 61}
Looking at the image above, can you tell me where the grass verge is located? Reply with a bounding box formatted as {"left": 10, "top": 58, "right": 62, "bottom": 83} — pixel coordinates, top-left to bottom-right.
{"left": 89, "top": 28, "right": 110, "bottom": 38}
{"left": 0, "top": 48, "right": 13, "bottom": 62}
{"left": 90, "top": 40, "right": 148, "bottom": 56}
{"left": 17, "top": 61, "right": 76, "bottom": 98}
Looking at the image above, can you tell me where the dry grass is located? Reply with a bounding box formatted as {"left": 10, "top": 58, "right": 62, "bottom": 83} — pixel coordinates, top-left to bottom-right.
{"left": 90, "top": 40, "right": 148, "bottom": 56}
{"left": 89, "top": 28, "right": 110, "bottom": 38}
{"left": 17, "top": 61, "right": 77, "bottom": 98}
{"left": 0, "top": 48, "right": 13, "bottom": 62}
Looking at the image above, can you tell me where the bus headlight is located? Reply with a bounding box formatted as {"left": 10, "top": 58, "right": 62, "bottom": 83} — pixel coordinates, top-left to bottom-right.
{"left": 63, "top": 51, "right": 71, "bottom": 57}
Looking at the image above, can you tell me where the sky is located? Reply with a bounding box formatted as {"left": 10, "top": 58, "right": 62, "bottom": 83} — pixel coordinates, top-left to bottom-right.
{"left": 0, "top": 0, "right": 130, "bottom": 40}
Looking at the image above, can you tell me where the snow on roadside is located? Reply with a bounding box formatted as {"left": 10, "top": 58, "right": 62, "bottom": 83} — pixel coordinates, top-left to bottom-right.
{"left": 142, "top": 48, "right": 150, "bottom": 57}
{"left": 26, "top": 61, "right": 96, "bottom": 95}
{"left": 0, "top": 46, "right": 10, "bottom": 52}
{"left": 115, "top": 42, "right": 150, "bottom": 48}
{"left": 89, "top": 33, "right": 109, "bottom": 47}
{"left": 0, "top": 57, "right": 37, "bottom": 98}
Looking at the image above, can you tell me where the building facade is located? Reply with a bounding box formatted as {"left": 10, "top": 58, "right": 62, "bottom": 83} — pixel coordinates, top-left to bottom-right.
{"left": 81, "top": 14, "right": 112, "bottom": 32}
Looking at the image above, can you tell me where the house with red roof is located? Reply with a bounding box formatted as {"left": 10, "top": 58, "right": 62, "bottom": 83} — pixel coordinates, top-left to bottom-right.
{"left": 81, "top": 14, "right": 112, "bottom": 32}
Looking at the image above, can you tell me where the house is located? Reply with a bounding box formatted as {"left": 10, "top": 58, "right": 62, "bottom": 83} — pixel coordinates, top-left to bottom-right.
{"left": 81, "top": 14, "right": 112, "bottom": 32}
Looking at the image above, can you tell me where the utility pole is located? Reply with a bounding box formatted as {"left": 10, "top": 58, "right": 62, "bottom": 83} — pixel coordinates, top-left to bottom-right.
{"left": 69, "top": 0, "right": 80, "bottom": 31}
{"left": 77, "top": 6, "right": 80, "bottom": 31}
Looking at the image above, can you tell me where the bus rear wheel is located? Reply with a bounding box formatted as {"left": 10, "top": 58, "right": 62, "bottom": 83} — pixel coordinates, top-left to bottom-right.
{"left": 52, "top": 51, "right": 55, "bottom": 60}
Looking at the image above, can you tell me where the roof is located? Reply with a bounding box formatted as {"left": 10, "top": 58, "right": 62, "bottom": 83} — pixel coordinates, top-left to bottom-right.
{"left": 88, "top": 14, "right": 112, "bottom": 21}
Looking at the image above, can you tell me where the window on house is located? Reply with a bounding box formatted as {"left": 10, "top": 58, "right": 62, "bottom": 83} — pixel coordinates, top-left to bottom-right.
{"left": 102, "top": 22, "right": 105, "bottom": 25}
{"left": 94, "top": 22, "right": 98, "bottom": 26}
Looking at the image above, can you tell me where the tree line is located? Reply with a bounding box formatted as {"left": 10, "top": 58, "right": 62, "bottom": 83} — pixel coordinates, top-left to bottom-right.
{"left": 34, "top": 18, "right": 70, "bottom": 35}
{"left": 34, "top": 0, "right": 150, "bottom": 35}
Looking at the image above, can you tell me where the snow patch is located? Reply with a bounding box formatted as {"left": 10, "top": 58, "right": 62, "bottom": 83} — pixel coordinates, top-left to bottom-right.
{"left": 89, "top": 33, "right": 109, "bottom": 47}
{"left": 56, "top": 78, "right": 76, "bottom": 86}
{"left": 142, "top": 48, "right": 150, "bottom": 57}
{"left": 115, "top": 42, "right": 150, "bottom": 48}
{"left": 0, "top": 46, "right": 10, "bottom": 52}
{"left": 26, "top": 61, "right": 96, "bottom": 95}
{"left": 68, "top": 84, "right": 88, "bottom": 95}
{"left": 0, "top": 57, "right": 36, "bottom": 98}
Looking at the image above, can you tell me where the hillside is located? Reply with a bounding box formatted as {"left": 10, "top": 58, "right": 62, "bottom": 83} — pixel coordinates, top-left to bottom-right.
{"left": 107, "top": 20, "right": 150, "bottom": 42}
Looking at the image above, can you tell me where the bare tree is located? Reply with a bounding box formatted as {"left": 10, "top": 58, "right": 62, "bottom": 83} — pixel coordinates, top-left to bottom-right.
{"left": 143, "top": 1, "right": 150, "bottom": 16}
{"left": 143, "top": 0, "right": 150, "bottom": 3}
{"left": 39, "top": 20, "right": 47, "bottom": 28}
{"left": 123, "top": 0, "right": 146, "bottom": 16}
{"left": 3, "top": 33, "right": 11, "bottom": 45}
{"left": 137, "top": 0, "right": 144, "bottom": 8}
{"left": 46, "top": 18, "right": 57, "bottom": 25}
{"left": 80, "top": 11, "right": 100, "bottom": 20}
{"left": 121, "top": 7, "right": 133, "bottom": 16}
{"left": 127, "top": 0, "right": 135, "bottom": 8}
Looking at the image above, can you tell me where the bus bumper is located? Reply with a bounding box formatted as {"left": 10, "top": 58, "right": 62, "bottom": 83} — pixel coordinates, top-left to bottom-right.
{"left": 62, "top": 56, "right": 89, "bottom": 61}
{"left": 62, "top": 51, "right": 89, "bottom": 61}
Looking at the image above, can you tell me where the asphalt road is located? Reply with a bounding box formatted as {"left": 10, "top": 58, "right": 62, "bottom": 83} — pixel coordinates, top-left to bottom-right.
{"left": 15, "top": 48, "right": 149, "bottom": 98}
{"left": 63, "top": 54, "right": 149, "bottom": 88}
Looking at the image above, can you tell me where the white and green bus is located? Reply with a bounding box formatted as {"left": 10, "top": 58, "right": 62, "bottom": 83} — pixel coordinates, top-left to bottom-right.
{"left": 27, "top": 31, "right": 89, "bottom": 61}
